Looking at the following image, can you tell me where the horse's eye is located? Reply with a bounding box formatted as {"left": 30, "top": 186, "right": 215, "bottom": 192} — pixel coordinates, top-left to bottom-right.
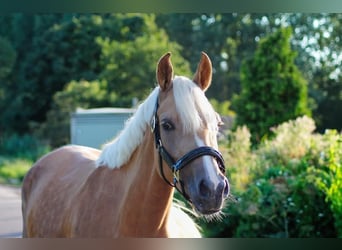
{"left": 161, "top": 121, "right": 174, "bottom": 131}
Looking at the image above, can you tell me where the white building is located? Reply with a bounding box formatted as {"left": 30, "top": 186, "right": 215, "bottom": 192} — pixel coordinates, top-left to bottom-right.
{"left": 70, "top": 107, "right": 135, "bottom": 149}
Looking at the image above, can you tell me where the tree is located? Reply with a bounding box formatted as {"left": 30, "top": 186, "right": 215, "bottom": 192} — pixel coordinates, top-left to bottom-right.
{"left": 156, "top": 14, "right": 266, "bottom": 101}
{"left": 36, "top": 80, "right": 115, "bottom": 147}
{"left": 34, "top": 14, "right": 191, "bottom": 147}
{"left": 0, "top": 37, "right": 16, "bottom": 79}
{"left": 97, "top": 14, "right": 191, "bottom": 106}
{"left": 283, "top": 14, "right": 342, "bottom": 131}
{"left": 0, "top": 14, "right": 105, "bottom": 133}
{"left": 156, "top": 14, "right": 342, "bottom": 132}
{"left": 1, "top": 14, "right": 340, "bottom": 138}
{"left": 233, "top": 27, "right": 311, "bottom": 143}
{"left": 312, "top": 67, "right": 342, "bottom": 132}
{"left": 0, "top": 14, "right": 190, "bottom": 135}
{"left": 0, "top": 37, "right": 16, "bottom": 133}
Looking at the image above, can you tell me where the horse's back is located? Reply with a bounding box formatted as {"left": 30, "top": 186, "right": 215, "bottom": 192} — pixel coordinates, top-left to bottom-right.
{"left": 22, "top": 145, "right": 100, "bottom": 237}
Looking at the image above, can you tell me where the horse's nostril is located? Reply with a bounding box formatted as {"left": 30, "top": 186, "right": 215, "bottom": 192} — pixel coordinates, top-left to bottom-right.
{"left": 199, "top": 179, "right": 211, "bottom": 198}
{"left": 199, "top": 179, "right": 229, "bottom": 199}
{"left": 223, "top": 179, "right": 230, "bottom": 198}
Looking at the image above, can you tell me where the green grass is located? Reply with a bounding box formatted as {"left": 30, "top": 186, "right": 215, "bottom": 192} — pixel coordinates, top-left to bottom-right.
{"left": 0, "top": 156, "right": 32, "bottom": 186}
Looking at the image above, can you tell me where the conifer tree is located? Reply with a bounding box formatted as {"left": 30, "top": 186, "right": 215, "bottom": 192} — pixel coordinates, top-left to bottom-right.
{"left": 234, "top": 27, "right": 311, "bottom": 143}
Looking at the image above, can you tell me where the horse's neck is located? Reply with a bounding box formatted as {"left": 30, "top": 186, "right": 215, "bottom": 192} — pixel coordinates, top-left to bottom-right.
{"left": 118, "top": 130, "right": 174, "bottom": 237}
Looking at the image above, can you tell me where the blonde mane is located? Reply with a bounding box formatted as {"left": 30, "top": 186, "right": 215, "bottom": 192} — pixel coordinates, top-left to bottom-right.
{"left": 96, "top": 76, "right": 217, "bottom": 169}
{"left": 173, "top": 76, "right": 217, "bottom": 133}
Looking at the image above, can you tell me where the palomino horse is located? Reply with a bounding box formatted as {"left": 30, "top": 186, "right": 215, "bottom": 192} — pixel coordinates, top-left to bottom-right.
{"left": 21, "top": 52, "right": 230, "bottom": 237}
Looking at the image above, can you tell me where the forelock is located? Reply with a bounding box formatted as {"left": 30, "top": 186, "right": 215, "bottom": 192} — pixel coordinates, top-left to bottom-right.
{"left": 172, "top": 76, "right": 217, "bottom": 133}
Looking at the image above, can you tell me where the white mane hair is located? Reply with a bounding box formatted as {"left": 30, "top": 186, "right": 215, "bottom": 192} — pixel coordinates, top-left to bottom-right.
{"left": 173, "top": 76, "right": 217, "bottom": 133}
{"left": 96, "top": 87, "right": 159, "bottom": 168}
{"left": 96, "top": 75, "right": 218, "bottom": 169}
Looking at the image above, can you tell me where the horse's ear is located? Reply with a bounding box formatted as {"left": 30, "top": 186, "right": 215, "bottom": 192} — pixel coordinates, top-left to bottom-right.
{"left": 193, "top": 52, "right": 212, "bottom": 92}
{"left": 156, "top": 52, "right": 173, "bottom": 91}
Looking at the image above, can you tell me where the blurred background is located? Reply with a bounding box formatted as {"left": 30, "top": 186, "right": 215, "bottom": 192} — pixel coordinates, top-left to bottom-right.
{"left": 0, "top": 13, "right": 341, "bottom": 237}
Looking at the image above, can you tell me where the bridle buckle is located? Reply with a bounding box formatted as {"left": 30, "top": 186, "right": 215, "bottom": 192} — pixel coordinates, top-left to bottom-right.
{"left": 172, "top": 168, "right": 180, "bottom": 185}
{"left": 150, "top": 116, "right": 156, "bottom": 133}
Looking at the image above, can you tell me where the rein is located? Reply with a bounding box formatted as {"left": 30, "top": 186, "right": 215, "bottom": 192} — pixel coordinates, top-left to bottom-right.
{"left": 150, "top": 94, "right": 226, "bottom": 203}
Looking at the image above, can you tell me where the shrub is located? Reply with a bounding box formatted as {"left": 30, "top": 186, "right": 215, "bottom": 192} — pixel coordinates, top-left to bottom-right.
{"left": 0, "top": 133, "right": 50, "bottom": 160}
{"left": 223, "top": 125, "right": 255, "bottom": 192}
{"left": 200, "top": 116, "right": 341, "bottom": 237}
{"left": 0, "top": 157, "right": 32, "bottom": 185}
{"left": 0, "top": 133, "right": 49, "bottom": 185}
{"left": 309, "top": 130, "right": 342, "bottom": 237}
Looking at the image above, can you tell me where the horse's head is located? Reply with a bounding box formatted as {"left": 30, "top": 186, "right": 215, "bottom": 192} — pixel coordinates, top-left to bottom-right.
{"left": 153, "top": 52, "right": 229, "bottom": 218}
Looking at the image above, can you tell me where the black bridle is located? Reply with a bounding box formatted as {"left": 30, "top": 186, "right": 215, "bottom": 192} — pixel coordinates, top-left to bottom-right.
{"left": 150, "top": 95, "right": 226, "bottom": 202}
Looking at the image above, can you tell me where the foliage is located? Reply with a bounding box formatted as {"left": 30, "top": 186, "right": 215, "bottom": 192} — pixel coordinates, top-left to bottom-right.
{"left": 0, "top": 36, "right": 16, "bottom": 79}
{"left": 308, "top": 130, "right": 342, "bottom": 237}
{"left": 200, "top": 116, "right": 341, "bottom": 237}
{"left": 222, "top": 125, "right": 254, "bottom": 191}
{"left": 259, "top": 116, "right": 316, "bottom": 164}
{"left": 33, "top": 14, "right": 190, "bottom": 147}
{"left": 158, "top": 14, "right": 342, "bottom": 132}
{"left": 233, "top": 27, "right": 311, "bottom": 143}
{"left": 0, "top": 133, "right": 50, "bottom": 160}
{"left": 0, "top": 133, "right": 48, "bottom": 185}
{"left": 0, "top": 14, "right": 188, "bottom": 135}
{"left": 0, "top": 157, "right": 32, "bottom": 185}
{"left": 0, "top": 14, "right": 96, "bottom": 133}
{"left": 0, "top": 36, "right": 16, "bottom": 123}
{"left": 312, "top": 68, "right": 342, "bottom": 132}
{"left": 288, "top": 14, "right": 342, "bottom": 131}
{"left": 0, "top": 14, "right": 341, "bottom": 140}
{"left": 36, "top": 80, "right": 116, "bottom": 147}
{"left": 97, "top": 14, "right": 190, "bottom": 105}
{"left": 157, "top": 13, "right": 267, "bottom": 101}
{"left": 210, "top": 99, "right": 235, "bottom": 117}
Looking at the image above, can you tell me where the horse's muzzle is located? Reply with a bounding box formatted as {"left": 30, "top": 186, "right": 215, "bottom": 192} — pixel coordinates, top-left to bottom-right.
{"left": 193, "top": 176, "right": 229, "bottom": 215}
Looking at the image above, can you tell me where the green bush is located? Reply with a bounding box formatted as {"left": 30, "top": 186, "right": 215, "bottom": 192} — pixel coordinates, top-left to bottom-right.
{"left": 0, "top": 157, "right": 32, "bottom": 185}
{"left": 200, "top": 116, "right": 341, "bottom": 237}
{"left": 308, "top": 130, "right": 342, "bottom": 237}
{"left": 0, "top": 133, "right": 49, "bottom": 185}
{"left": 0, "top": 133, "right": 50, "bottom": 160}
